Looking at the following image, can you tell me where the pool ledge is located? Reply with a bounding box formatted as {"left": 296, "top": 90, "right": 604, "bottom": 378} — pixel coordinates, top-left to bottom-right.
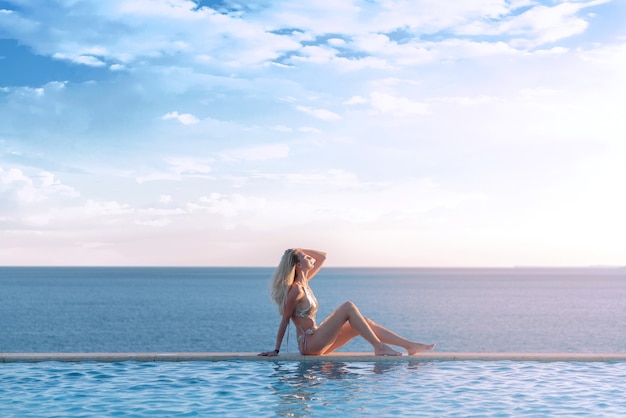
{"left": 2, "top": 352, "right": 626, "bottom": 363}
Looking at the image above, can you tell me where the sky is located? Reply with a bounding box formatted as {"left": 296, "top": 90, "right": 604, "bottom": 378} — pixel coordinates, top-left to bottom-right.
{"left": 1, "top": 0, "right": 625, "bottom": 267}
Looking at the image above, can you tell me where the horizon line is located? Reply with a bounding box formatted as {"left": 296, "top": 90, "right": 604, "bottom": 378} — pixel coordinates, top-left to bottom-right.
{"left": 1, "top": 265, "right": 625, "bottom": 269}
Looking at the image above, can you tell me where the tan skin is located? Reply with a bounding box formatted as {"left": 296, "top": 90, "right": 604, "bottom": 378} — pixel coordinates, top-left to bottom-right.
{"left": 259, "top": 248, "right": 435, "bottom": 357}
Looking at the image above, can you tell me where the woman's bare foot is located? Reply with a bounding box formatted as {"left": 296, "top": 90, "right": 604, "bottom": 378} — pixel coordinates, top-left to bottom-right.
{"left": 407, "top": 342, "right": 435, "bottom": 356}
{"left": 375, "top": 343, "right": 403, "bottom": 356}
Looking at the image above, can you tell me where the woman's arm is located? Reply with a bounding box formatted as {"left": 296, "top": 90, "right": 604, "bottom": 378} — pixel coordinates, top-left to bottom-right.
{"left": 300, "top": 248, "right": 327, "bottom": 281}
{"left": 258, "top": 286, "right": 301, "bottom": 356}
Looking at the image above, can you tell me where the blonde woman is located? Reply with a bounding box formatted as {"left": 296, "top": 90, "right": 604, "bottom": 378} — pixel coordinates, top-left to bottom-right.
{"left": 259, "top": 248, "right": 435, "bottom": 356}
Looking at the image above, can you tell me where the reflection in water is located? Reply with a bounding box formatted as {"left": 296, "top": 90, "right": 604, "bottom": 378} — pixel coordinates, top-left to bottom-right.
{"left": 269, "top": 361, "right": 428, "bottom": 417}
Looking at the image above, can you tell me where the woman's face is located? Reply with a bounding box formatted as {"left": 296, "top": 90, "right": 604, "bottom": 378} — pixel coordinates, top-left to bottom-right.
{"left": 295, "top": 252, "right": 315, "bottom": 271}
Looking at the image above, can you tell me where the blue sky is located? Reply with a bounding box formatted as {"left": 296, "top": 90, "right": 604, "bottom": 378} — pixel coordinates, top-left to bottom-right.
{"left": 1, "top": 0, "right": 625, "bottom": 266}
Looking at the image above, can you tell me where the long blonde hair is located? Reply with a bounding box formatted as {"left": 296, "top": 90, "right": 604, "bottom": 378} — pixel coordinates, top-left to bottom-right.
{"left": 270, "top": 249, "right": 299, "bottom": 315}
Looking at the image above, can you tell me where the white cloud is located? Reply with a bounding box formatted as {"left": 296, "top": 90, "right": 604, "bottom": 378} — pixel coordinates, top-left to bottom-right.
{"left": 74, "top": 55, "right": 107, "bottom": 67}
{"left": 162, "top": 111, "right": 199, "bottom": 125}
{"left": 0, "top": 0, "right": 605, "bottom": 85}
{"left": 252, "top": 168, "right": 373, "bottom": 189}
{"left": 344, "top": 95, "right": 368, "bottom": 105}
{"left": 135, "top": 172, "right": 183, "bottom": 184}
{"left": 433, "top": 95, "right": 502, "bottom": 106}
{"left": 167, "top": 157, "right": 211, "bottom": 175}
{"left": 1, "top": 166, "right": 31, "bottom": 185}
{"left": 505, "top": 2, "right": 593, "bottom": 44}
{"left": 351, "top": 33, "right": 397, "bottom": 54}
{"left": 580, "top": 41, "right": 626, "bottom": 67}
{"left": 333, "top": 55, "right": 392, "bottom": 70}
{"left": 292, "top": 45, "right": 337, "bottom": 64}
{"left": 298, "top": 127, "right": 321, "bottom": 134}
{"left": 135, "top": 218, "right": 171, "bottom": 227}
{"left": 369, "top": 92, "right": 430, "bottom": 116}
{"left": 80, "top": 199, "right": 131, "bottom": 218}
{"left": 195, "top": 193, "right": 267, "bottom": 218}
{"left": 272, "top": 125, "right": 292, "bottom": 132}
{"left": 97, "top": 0, "right": 301, "bottom": 68}
{"left": 457, "top": 1, "right": 603, "bottom": 48}
{"left": 0, "top": 167, "right": 79, "bottom": 205}
{"left": 296, "top": 105, "right": 341, "bottom": 120}
{"left": 50, "top": 52, "right": 106, "bottom": 66}
{"left": 136, "top": 158, "right": 213, "bottom": 183}
{"left": 219, "top": 144, "right": 290, "bottom": 162}
{"left": 269, "top": 61, "right": 293, "bottom": 69}
{"left": 231, "top": 171, "right": 487, "bottom": 232}
{"left": 327, "top": 38, "right": 346, "bottom": 47}
{"left": 115, "top": 0, "right": 215, "bottom": 19}
{"left": 39, "top": 171, "right": 80, "bottom": 198}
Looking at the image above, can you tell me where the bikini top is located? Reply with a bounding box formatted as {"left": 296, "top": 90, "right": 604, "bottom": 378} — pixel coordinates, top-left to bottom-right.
{"left": 292, "top": 285, "right": 318, "bottom": 320}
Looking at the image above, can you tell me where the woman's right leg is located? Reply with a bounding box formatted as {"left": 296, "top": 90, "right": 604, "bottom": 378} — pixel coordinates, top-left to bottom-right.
{"left": 320, "top": 322, "right": 357, "bottom": 354}
{"left": 304, "top": 301, "right": 401, "bottom": 356}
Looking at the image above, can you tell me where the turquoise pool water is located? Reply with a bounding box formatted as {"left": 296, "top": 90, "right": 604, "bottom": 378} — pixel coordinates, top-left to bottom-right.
{"left": 1, "top": 360, "right": 625, "bottom": 417}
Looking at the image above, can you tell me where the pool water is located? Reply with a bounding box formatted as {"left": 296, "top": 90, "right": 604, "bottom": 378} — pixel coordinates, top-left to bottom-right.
{"left": 1, "top": 360, "right": 625, "bottom": 417}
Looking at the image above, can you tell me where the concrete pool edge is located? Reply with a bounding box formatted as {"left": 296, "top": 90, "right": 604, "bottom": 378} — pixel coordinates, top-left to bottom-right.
{"left": 3, "top": 352, "right": 626, "bottom": 363}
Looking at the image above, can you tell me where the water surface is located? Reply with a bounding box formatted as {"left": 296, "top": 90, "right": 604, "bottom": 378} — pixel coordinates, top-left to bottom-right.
{"left": 1, "top": 267, "right": 624, "bottom": 353}
{"left": 1, "top": 360, "right": 625, "bottom": 417}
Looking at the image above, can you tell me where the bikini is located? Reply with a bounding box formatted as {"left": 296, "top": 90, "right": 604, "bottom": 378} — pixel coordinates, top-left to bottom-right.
{"left": 292, "top": 285, "right": 318, "bottom": 354}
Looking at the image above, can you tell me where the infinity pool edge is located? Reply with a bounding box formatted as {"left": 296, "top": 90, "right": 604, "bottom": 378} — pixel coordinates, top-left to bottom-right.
{"left": 3, "top": 352, "right": 626, "bottom": 363}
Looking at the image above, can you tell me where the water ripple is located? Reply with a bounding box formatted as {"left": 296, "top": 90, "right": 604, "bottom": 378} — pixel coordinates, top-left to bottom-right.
{"left": 1, "top": 361, "right": 626, "bottom": 416}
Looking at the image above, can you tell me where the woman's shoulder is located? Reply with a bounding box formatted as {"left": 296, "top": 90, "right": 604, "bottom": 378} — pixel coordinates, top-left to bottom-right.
{"left": 288, "top": 283, "right": 305, "bottom": 295}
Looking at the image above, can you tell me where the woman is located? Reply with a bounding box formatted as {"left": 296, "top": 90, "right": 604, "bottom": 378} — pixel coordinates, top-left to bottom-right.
{"left": 259, "top": 248, "right": 435, "bottom": 356}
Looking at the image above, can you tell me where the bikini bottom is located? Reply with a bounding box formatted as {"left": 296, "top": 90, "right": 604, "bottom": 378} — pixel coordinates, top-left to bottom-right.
{"left": 297, "top": 328, "right": 315, "bottom": 354}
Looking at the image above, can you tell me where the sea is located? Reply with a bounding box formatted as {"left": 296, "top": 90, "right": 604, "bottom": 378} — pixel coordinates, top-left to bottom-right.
{"left": 1, "top": 266, "right": 625, "bottom": 354}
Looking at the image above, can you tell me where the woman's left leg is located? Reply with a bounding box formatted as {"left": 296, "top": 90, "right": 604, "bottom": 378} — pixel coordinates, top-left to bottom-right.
{"left": 366, "top": 319, "right": 435, "bottom": 355}
{"left": 323, "top": 319, "right": 435, "bottom": 355}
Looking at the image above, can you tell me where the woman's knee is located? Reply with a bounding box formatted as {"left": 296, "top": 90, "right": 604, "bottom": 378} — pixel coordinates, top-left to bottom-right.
{"left": 340, "top": 301, "right": 358, "bottom": 313}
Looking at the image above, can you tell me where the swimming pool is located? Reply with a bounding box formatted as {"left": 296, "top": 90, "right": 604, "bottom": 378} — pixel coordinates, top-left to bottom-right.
{"left": 1, "top": 360, "right": 625, "bottom": 416}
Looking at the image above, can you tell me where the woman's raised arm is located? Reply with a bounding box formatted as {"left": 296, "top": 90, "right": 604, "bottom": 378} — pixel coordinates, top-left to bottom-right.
{"left": 299, "top": 248, "right": 327, "bottom": 281}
